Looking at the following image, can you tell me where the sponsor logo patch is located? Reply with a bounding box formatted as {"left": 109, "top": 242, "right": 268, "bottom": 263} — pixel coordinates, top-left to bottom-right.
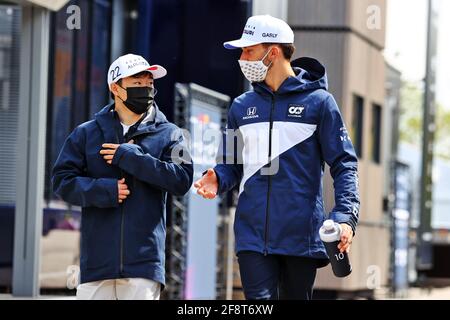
{"left": 243, "top": 107, "right": 259, "bottom": 120}
{"left": 286, "top": 104, "right": 306, "bottom": 118}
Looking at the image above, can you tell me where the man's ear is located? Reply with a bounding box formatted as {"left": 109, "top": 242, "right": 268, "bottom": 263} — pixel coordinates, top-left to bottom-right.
{"left": 271, "top": 46, "right": 281, "bottom": 60}
{"left": 265, "top": 46, "right": 279, "bottom": 64}
{"left": 110, "top": 83, "right": 119, "bottom": 98}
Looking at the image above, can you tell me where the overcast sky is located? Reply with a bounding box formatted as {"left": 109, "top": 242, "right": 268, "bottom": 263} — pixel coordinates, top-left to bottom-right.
{"left": 385, "top": 0, "right": 449, "bottom": 110}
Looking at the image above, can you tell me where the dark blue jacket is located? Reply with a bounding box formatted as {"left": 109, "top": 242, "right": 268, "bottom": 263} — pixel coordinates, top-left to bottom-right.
{"left": 214, "top": 57, "right": 360, "bottom": 260}
{"left": 52, "top": 104, "right": 193, "bottom": 286}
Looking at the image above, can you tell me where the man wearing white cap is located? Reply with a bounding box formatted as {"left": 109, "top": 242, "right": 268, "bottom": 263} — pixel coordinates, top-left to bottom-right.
{"left": 195, "top": 15, "right": 360, "bottom": 299}
{"left": 52, "top": 54, "right": 193, "bottom": 299}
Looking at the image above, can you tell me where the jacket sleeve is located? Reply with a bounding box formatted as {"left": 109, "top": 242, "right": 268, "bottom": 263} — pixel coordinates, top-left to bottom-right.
{"left": 318, "top": 95, "right": 360, "bottom": 233}
{"left": 52, "top": 127, "right": 119, "bottom": 208}
{"left": 213, "top": 105, "right": 244, "bottom": 195}
{"left": 111, "top": 127, "right": 193, "bottom": 196}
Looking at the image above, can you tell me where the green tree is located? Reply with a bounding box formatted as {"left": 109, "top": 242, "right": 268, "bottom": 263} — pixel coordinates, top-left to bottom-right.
{"left": 399, "top": 81, "right": 450, "bottom": 160}
{"left": 435, "top": 102, "right": 450, "bottom": 160}
{"left": 399, "top": 82, "right": 423, "bottom": 144}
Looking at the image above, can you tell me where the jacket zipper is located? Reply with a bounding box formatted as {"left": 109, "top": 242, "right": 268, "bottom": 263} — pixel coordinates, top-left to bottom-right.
{"left": 115, "top": 130, "right": 125, "bottom": 275}
{"left": 264, "top": 95, "right": 275, "bottom": 256}
{"left": 115, "top": 112, "right": 149, "bottom": 275}
{"left": 119, "top": 193, "right": 124, "bottom": 275}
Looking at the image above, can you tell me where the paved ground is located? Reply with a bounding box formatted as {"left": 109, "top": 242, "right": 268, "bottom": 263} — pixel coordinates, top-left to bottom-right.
{"left": 374, "top": 286, "right": 450, "bottom": 300}
{"left": 1, "top": 287, "right": 450, "bottom": 300}
{"left": 401, "top": 287, "right": 450, "bottom": 300}
{"left": 0, "top": 294, "right": 75, "bottom": 300}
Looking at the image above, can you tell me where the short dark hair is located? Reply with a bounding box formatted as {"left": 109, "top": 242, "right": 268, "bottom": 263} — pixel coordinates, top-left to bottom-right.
{"left": 263, "top": 43, "right": 296, "bottom": 61}
{"left": 109, "top": 71, "right": 152, "bottom": 100}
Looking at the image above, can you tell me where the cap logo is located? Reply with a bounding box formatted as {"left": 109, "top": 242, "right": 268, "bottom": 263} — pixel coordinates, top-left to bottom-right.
{"left": 127, "top": 60, "right": 148, "bottom": 69}
{"left": 110, "top": 66, "right": 121, "bottom": 82}
{"left": 262, "top": 33, "right": 277, "bottom": 38}
{"left": 243, "top": 24, "right": 256, "bottom": 36}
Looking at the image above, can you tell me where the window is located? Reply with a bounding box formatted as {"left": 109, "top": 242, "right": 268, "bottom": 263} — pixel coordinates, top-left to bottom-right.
{"left": 351, "top": 94, "right": 364, "bottom": 158}
{"left": 371, "top": 103, "right": 382, "bottom": 164}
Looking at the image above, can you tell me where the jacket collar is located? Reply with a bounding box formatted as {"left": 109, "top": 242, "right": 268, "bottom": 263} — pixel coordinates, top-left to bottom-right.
{"left": 94, "top": 103, "right": 168, "bottom": 142}
{"left": 252, "top": 57, "right": 328, "bottom": 97}
{"left": 95, "top": 103, "right": 121, "bottom": 143}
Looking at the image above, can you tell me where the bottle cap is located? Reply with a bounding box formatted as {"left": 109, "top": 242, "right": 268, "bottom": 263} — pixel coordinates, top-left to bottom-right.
{"left": 323, "top": 220, "right": 334, "bottom": 231}
{"left": 319, "top": 219, "right": 341, "bottom": 242}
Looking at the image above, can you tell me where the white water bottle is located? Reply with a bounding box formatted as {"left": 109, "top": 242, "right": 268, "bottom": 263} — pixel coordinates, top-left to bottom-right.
{"left": 319, "top": 219, "right": 352, "bottom": 277}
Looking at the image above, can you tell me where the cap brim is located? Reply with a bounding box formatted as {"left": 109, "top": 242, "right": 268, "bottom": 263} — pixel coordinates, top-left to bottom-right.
{"left": 147, "top": 65, "right": 167, "bottom": 79}
{"left": 223, "top": 38, "right": 261, "bottom": 49}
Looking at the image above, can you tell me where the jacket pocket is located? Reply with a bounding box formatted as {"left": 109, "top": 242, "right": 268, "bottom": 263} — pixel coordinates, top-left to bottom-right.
{"left": 268, "top": 189, "right": 314, "bottom": 249}
{"left": 81, "top": 208, "right": 118, "bottom": 269}
{"left": 311, "top": 198, "right": 326, "bottom": 244}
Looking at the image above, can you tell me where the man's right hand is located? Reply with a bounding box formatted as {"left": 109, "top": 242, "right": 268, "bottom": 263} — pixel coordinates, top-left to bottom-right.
{"left": 118, "top": 178, "right": 130, "bottom": 203}
{"left": 194, "top": 168, "right": 218, "bottom": 199}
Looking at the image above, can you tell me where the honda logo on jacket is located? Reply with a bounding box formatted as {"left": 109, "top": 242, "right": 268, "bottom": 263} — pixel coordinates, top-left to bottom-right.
{"left": 243, "top": 107, "right": 259, "bottom": 120}
{"left": 247, "top": 107, "right": 257, "bottom": 116}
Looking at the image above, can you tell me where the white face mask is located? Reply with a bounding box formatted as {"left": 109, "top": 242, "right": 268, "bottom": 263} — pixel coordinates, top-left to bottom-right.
{"left": 238, "top": 48, "right": 273, "bottom": 83}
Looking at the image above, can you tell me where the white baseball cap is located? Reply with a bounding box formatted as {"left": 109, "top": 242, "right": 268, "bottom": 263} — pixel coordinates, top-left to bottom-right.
{"left": 224, "top": 15, "right": 294, "bottom": 49}
{"left": 107, "top": 53, "right": 167, "bottom": 86}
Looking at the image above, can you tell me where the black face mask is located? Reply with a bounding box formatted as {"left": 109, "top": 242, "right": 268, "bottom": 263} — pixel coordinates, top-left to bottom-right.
{"left": 118, "top": 85, "right": 155, "bottom": 115}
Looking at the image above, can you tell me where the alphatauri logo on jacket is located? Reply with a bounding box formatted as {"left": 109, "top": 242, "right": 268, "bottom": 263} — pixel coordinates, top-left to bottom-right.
{"left": 286, "top": 104, "right": 305, "bottom": 118}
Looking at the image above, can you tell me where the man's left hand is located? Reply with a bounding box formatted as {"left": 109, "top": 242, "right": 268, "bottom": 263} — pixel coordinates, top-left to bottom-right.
{"left": 100, "top": 140, "right": 134, "bottom": 164}
{"left": 337, "top": 223, "right": 353, "bottom": 253}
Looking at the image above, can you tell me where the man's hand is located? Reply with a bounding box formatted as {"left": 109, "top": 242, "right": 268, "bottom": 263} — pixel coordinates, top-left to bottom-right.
{"left": 194, "top": 168, "right": 218, "bottom": 199}
{"left": 100, "top": 140, "right": 134, "bottom": 164}
{"left": 337, "top": 223, "right": 353, "bottom": 253}
{"left": 117, "top": 178, "right": 130, "bottom": 203}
